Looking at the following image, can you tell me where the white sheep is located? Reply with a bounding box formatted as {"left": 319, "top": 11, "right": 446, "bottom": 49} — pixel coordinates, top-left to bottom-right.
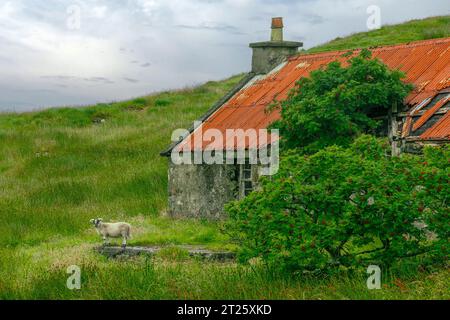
{"left": 90, "top": 218, "right": 132, "bottom": 248}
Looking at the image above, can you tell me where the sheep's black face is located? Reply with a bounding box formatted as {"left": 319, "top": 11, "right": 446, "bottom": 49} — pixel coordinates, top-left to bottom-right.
{"left": 91, "top": 218, "right": 102, "bottom": 227}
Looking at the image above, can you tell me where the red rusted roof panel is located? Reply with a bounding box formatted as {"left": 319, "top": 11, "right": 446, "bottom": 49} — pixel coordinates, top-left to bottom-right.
{"left": 412, "top": 96, "right": 449, "bottom": 131}
{"left": 178, "top": 37, "right": 450, "bottom": 151}
{"left": 420, "top": 110, "right": 450, "bottom": 140}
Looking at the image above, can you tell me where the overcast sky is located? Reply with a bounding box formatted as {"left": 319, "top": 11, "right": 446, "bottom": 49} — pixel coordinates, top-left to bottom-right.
{"left": 0, "top": 0, "right": 448, "bottom": 112}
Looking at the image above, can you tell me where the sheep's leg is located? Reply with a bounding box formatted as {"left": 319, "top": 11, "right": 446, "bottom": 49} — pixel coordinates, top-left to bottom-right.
{"left": 121, "top": 236, "right": 127, "bottom": 249}
{"left": 102, "top": 236, "right": 109, "bottom": 247}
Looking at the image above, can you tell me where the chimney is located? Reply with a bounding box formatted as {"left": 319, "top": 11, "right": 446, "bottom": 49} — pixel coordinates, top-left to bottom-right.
{"left": 249, "top": 17, "right": 303, "bottom": 74}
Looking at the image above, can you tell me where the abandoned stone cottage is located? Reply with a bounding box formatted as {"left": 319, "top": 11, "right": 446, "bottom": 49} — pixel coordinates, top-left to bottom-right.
{"left": 161, "top": 18, "right": 450, "bottom": 219}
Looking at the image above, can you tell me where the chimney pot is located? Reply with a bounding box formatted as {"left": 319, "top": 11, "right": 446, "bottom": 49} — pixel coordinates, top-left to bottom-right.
{"left": 271, "top": 17, "right": 283, "bottom": 42}
{"left": 271, "top": 17, "right": 283, "bottom": 29}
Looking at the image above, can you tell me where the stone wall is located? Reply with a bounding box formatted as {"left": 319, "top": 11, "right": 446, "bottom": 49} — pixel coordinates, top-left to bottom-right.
{"left": 168, "top": 159, "right": 240, "bottom": 219}
{"left": 401, "top": 139, "right": 448, "bottom": 154}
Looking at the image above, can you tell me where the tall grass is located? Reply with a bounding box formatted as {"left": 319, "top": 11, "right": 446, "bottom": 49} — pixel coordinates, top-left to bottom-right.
{"left": 307, "top": 15, "right": 450, "bottom": 53}
{"left": 0, "top": 75, "right": 250, "bottom": 299}
{"left": 0, "top": 75, "right": 244, "bottom": 248}
{"left": 1, "top": 244, "right": 448, "bottom": 300}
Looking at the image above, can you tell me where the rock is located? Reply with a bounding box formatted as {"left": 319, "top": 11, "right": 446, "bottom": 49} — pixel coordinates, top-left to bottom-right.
{"left": 95, "top": 245, "right": 235, "bottom": 262}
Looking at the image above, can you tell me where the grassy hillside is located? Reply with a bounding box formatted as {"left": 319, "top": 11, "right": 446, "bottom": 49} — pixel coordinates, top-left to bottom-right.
{"left": 0, "top": 75, "right": 244, "bottom": 248}
{"left": 1, "top": 17, "right": 449, "bottom": 299}
{"left": 308, "top": 15, "right": 450, "bottom": 53}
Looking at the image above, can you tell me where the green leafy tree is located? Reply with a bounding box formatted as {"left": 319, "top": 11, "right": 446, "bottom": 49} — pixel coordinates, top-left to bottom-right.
{"left": 270, "top": 49, "right": 413, "bottom": 153}
{"left": 225, "top": 136, "right": 449, "bottom": 273}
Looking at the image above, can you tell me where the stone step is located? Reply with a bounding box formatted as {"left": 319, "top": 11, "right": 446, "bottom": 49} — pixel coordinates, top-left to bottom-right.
{"left": 95, "top": 245, "right": 236, "bottom": 262}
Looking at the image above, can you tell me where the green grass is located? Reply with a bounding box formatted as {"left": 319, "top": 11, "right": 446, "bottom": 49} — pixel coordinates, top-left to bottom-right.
{"left": 0, "top": 75, "right": 243, "bottom": 249}
{"left": 1, "top": 16, "right": 449, "bottom": 300}
{"left": 0, "top": 75, "right": 244, "bottom": 298}
{"left": 307, "top": 15, "right": 450, "bottom": 53}
{"left": 1, "top": 241, "right": 448, "bottom": 299}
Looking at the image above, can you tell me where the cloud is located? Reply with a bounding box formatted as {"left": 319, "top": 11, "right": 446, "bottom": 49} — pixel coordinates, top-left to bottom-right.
{"left": 123, "top": 77, "right": 139, "bottom": 83}
{"left": 41, "top": 75, "right": 114, "bottom": 84}
{"left": 176, "top": 22, "right": 246, "bottom": 35}
{"left": 301, "top": 13, "right": 325, "bottom": 25}
{"left": 91, "top": 6, "right": 108, "bottom": 19}
{"left": 0, "top": 0, "right": 449, "bottom": 111}
{"left": 84, "top": 77, "right": 115, "bottom": 84}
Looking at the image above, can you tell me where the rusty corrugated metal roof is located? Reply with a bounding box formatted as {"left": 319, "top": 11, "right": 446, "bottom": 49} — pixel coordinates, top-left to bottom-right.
{"left": 177, "top": 37, "right": 450, "bottom": 151}
{"left": 420, "top": 108, "right": 450, "bottom": 140}
{"left": 412, "top": 96, "right": 449, "bottom": 131}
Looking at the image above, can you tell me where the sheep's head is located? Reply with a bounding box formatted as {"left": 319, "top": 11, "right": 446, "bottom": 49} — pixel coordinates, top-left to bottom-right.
{"left": 90, "top": 218, "right": 103, "bottom": 227}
